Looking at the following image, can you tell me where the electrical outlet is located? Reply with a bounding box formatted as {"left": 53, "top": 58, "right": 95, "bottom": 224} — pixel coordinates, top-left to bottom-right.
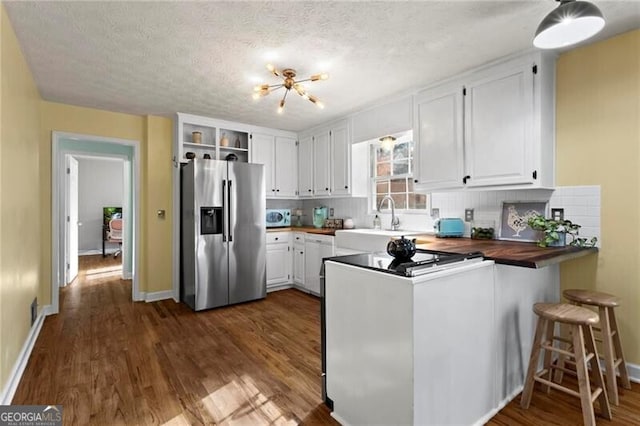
{"left": 30, "top": 297, "right": 37, "bottom": 326}
{"left": 431, "top": 208, "right": 440, "bottom": 219}
{"left": 465, "top": 208, "right": 474, "bottom": 222}
{"left": 329, "top": 208, "right": 334, "bottom": 217}
{"left": 551, "top": 208, "right": 564, "bottom": 221}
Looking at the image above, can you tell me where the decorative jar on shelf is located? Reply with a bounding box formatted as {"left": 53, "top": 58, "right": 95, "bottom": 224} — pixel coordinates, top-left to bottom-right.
{"left": 234, "top": 136, "right": 241, "bottom": 148}
{"left": 220, "top": 132, "right": 229, "bottom": 147}
{"left": 192, "top": 131, "right": 202, "bottom": 144}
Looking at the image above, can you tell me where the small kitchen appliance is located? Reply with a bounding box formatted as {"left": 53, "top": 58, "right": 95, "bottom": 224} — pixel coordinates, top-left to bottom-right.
{"left": 434, "top": 218, "right": 465, "bottom": 238}
{"left": 266, "top": 208, "right": 291, "bottom": 228}
{"left": 313, "top": 206, "right": 328, "bottom": 228}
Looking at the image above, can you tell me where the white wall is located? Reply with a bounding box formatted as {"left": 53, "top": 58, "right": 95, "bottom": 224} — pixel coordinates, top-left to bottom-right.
{"left": 77, "top": 157, "right": 124, "bottom": 254}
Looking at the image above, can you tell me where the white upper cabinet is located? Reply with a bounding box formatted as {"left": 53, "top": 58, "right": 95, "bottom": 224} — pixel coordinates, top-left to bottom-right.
{"left": 414, "top": 51, "right": 555, "bottom": 191}
{"left": 330, "top": 122, "right": 350, "bottom": 195}
{"left": 464, "top": 61, "right": 534, "bottom": 187}
{"left": 251, "top": 132, "right": 275, "bottom": 194}
{"left": 414, "top": 83, "right": 465, "bottom": 190}
{"left": 274, "top": 136, "right": 298, "bottom": 197}
{"left": 313, "top": 130, "right": 331, "bottom": 196}
{"left": 298, "top": 135, "right": 314, "bottom": 197}
{"left": 251, "top": 132, "right": 298, "bottom": 198}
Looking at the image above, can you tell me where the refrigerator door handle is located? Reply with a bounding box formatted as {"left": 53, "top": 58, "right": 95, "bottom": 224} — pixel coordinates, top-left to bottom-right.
{"left": 222, "top": 180, "right": 227, "bottom": 242}
{"left": 228, "top": 180, "right": 233, "bottom": 242}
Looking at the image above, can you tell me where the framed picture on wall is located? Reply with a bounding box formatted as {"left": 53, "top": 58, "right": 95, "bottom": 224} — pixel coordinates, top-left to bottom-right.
{"left": 499, "top": 201, "right": 547, "bottom": 242}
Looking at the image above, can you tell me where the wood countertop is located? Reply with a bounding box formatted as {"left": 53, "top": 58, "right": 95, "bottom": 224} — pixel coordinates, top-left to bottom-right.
{"left": 411, "top": 235, "right": 597, "bottom": 268}
{"left": 267, "top": 226, "right": 337, "bottom": 236}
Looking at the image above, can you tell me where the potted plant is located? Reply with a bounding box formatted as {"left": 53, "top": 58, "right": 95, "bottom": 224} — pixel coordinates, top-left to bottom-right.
{"left": 527, "top": 214, "right": 597, "bottom": 248}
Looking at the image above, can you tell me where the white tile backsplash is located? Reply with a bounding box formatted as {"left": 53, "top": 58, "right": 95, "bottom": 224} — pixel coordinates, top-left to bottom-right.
{"left": 268, "top": 185, "right": 601, "bottom": 245}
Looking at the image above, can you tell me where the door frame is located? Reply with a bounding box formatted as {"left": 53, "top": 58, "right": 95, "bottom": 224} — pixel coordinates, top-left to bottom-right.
{"left": 64, "top": 155, "right": 79, "bottom": 285}
{"left": 52, "top": 131, "right": 141, "bottom": 314}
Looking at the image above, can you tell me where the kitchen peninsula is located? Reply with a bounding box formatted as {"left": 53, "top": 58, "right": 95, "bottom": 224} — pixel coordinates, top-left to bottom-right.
{"left": 323, "top": 238, "right": 598, "bottom": 425}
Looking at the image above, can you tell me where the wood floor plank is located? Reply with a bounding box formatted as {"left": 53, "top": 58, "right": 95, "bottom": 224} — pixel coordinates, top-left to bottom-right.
{"left": 11, "top": 254, "right": 639, "bottom": 425}
{"left": 12, "top": 255, "right": 337, "bottom": 425}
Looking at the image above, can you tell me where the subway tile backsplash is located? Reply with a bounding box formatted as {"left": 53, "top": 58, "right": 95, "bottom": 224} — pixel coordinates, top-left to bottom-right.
{"left": 266, "top": 185, "right": 601, "bottom": 246}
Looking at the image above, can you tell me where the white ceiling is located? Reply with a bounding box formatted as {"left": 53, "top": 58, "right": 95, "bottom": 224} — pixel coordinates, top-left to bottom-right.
{"left": 5, "top": 1, "right": 640, "bottom": 132}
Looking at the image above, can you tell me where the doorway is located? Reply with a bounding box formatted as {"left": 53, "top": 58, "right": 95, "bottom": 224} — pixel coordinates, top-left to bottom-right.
{"left": 52, "top": 132, "right": 141, "bottom": 314}
{"left": 65, "top": 155, "right": 126, "bottom": 286}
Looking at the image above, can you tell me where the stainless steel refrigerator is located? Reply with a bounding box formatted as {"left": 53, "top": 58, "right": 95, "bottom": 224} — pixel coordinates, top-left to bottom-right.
{"left": 181, "top": 159, "right": 266, "bottom": 310}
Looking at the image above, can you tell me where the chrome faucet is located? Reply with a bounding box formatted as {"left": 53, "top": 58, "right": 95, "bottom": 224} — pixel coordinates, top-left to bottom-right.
{"left": 377, "top": 195, "right": 400, "bottom": 231}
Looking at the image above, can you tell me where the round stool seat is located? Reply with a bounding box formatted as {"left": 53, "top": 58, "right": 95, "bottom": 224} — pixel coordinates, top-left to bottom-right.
{"left": 533, "top": 303, "right": 599, "bottom": 325}
{"left": 564, "top": 289, "right": 620, "bottom": 307}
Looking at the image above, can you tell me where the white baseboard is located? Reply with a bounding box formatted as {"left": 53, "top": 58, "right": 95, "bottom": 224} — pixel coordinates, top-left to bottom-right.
{"left": 122, "top": 271, "right": 133, "bottom": 280}
{"left": 266, "top": 283, "right": 294, "bottom": 293}
{"left": 627, "top": 362, "right": 640, "bottom": 383}
{"left": 144, "top": 290, "right": 174, "bottom": 302}
{"left": 0, "top": 305, "right": 52, "bottom": 405}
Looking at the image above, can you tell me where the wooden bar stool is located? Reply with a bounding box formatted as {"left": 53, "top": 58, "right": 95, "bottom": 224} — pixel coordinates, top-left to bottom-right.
{"left": 564, "top": 289, "right": 631, "bottom": 405}
{"left": 521, "top": 303, "right": 611, "bottom": 426}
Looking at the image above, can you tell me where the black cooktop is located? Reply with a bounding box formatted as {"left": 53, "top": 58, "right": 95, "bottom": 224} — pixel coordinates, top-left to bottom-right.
{"left": 328, "top": 249, "right": 484, "bottom": 277}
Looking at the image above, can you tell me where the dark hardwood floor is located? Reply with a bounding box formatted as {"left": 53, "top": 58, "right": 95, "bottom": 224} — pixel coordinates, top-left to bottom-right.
{"left": 13, "top": 255, "right": 336, "bottom": 425}
{"left": 13, "top": 255, "right": 640, "bottom": 425}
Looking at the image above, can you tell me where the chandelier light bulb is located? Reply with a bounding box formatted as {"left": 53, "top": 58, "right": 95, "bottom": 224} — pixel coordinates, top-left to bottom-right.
{"left": 252, "top": 92, "right": 260, "bottom": 100}
{"left": 278, "top": 99, "right": 285, "bottom": 114}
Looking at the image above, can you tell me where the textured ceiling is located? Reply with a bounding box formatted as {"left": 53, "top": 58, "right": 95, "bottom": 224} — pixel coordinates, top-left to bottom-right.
{"left": 5, "top": 1, "right": 640, "bottom": 132}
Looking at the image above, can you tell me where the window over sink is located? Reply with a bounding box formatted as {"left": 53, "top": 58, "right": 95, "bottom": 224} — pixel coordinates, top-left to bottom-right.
{"left": 370, "top": 130, "right": 428, "bottom": 212}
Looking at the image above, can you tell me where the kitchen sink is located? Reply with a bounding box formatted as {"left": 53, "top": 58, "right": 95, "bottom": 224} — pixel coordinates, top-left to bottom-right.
{"left": 335, "top": 228, "right": 430, "bottom": 252}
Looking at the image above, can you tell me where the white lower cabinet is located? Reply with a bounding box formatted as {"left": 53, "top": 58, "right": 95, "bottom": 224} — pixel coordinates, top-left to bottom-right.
{"left": 293, "top": 232, "right": 305, "bottom": 285}
{"left": 266, "top": 232, "right": 291, "bottom": 288}
{"left": 304, "top": 234, "right": 334, "bottom": 295}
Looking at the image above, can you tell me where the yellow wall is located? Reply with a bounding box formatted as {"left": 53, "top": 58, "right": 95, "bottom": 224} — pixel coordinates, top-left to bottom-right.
{"left": 38, "top": 102, "right": 174, "bottom": 304}
{"left": 0, "top": 5, "right": 42, "bottom": 392}
{"left": 557, "top": 29, "right": 640, "bottom": 365}
{"left": 144, "top": 116, "right": 174, "bottom": 293}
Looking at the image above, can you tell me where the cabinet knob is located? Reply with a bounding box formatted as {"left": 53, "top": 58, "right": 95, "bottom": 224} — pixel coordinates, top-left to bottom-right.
{"left": 300, "top": 251, "right": 304, "bottom": 254}
{"left": 325, "top": 187, "right": 329, "bottom": 191}
{"left": 272, "top": 188, "right": 275, "bottom": 192}
{"left": 308, "top": 189, "right": 312, "bottom": 192}
{"left": 275, "top": 237, "right": 279, "bottom": 241}
{"left": 414, "top": 179, "right": 418, "bottom": 183}
{"left": 345, "top": 185, "right": 348, "bottom": 189}
{"left": 276, "top": 189, "right": 280, "bottom": 192}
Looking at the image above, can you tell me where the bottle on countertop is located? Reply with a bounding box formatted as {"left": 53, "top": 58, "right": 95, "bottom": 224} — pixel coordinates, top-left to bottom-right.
{"left": 373, "top": 214, "right": 381, "bottom": 230}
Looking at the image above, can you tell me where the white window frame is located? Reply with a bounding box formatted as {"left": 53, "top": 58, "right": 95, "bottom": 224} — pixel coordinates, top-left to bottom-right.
{"left": 368, "top": 131, "right": 429, "bottom": 214}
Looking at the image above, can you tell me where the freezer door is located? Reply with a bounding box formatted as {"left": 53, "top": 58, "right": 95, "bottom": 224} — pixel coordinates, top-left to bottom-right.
{"left": 194, "top": 160, "right": 229, "bottom": 310}
{"left": 227, "top": 162, "right": 266, "bottom": 304}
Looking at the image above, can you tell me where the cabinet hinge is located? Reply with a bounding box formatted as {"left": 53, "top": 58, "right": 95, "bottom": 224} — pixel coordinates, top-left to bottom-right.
{"left": 250, "top": 134, "right": 253, "bottom": 139}
{"left": 66, "top": 262, "right": 70, "bottom": 270}
{"left": 329, "top": 130, "right": 332, "bottom": 137}
{"left": 66, "top": 167, "right": 70, "bottom": 174}
{"left": 532, "top": 65, "right": 538, "bottom": 75}
{"left": 463, "top": 87, "right": 466, "bottom": 96}
{"left": 295, "top": 141, "right": 299, "bottom": 146}
{"left": 67, "top": 216, "right": 70, "bottom": 222}
{"left": 532, "top": 170, "right": 538, "bottom": 180}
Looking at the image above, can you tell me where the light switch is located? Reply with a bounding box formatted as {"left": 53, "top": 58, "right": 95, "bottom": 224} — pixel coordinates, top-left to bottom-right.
{"left": 551, "top": 208, "right": 564, "bottom": 221}
{"left": 157, "top": 209, "right": 166, "bottom": 219}
{"left": 465, "top": 208, "right": 474, "bottom": 222}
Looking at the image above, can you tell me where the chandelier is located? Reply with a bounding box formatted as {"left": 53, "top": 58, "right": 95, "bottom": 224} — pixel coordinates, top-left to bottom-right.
{"left": 253, "top": 64, "right": 328, "bottom": 114}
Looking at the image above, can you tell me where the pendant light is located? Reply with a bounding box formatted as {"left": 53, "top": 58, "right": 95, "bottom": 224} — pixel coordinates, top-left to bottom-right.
{"left": 533, "top": 0, "right": 605, "bottom": 49}
{"left": 379, "top": 135, "right": 396, "bottom": 151}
